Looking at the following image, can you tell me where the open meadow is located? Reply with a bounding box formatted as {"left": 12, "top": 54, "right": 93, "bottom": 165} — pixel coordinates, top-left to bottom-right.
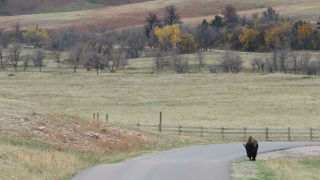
{"left": 1, "top": 51, "right": 320, "bottom": 129}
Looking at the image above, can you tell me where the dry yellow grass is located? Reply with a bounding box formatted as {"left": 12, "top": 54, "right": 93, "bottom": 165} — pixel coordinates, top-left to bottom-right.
{"left": 1, "top": 51, "right": 320, "bottom": 129}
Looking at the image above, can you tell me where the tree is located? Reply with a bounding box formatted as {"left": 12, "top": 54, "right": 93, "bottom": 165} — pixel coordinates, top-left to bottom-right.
{"left": 84, "top": 51, "right": 104, "bottom": 76}
{"left": 33, "top": 49, "right": 45, "bottom": 72}
{"left": 195, "top": 50, "right": 206, "bottom": 72}
{"left": 195, "top": 25, "right": 215, "bottom": 50}
{"left": 210, "top": 15, "right": 224, "bottom": 32}
{"left": 296, "top": 22, "right": 311, "bottom": 49}
{"left": 154, "top": 51, "right": 168, "bottom": 72}
{"left": 177, "top": 32, "right": 198, "bottom": 54}
{"left": 47, "top": 31, "right": 65, "bottom": 68}
{"left": 169, "top": 54, "right": 190, "bottom": 74}
{"left": 262, "top": 7, "right": 279, "bottom": 24}
{"left": 105, "top": 50, "right": 127, "bottom": 73}
{"left": 23, "top": 25, "right": 48, "bottom": 48}
{"left": 200, "top": 19, "right": 209, "bottom": 27}
{"left": 239, "top": 28, "right": 260, "bottom": 51}
{"left": 145, "top": 12, "right": 161, "bottom": 38}
{"left": 265, "top": 22, "right": 291, "bottom": 50}
{"left": 222, "top": 5, "right": 239, "bottom": 26}
{"left": 13, "top": 22, "right": 22, "bottom": 43}
{"left": 0, "top": 45, "right": 6, "bottom": 70}
{"left": 219, "top": 51, "right": 243, "bottom": 73}
{"left": 155, "top": 25, "right": 181, "bottom": 50}
{"left": 8, "top": 44, "right": 22, "bottom": 71}
{"left": 120, "top": 29, "right": 146, "bottom": 58}
{"left": 0, "top": 29, "right": 9, "bottom": 48}
{"left": 22, "top": 51, "right": 32, "bottom": 72}
{"left": 164, "top": 5, "right": 181, "bottom": 25}
{"left": 68, "top": 45, "right": 83, "bottom": 73}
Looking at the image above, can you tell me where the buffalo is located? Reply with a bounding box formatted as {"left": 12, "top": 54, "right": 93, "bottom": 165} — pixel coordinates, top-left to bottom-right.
{"left": 243, "top": 136, "right": 259, "bottom": 161}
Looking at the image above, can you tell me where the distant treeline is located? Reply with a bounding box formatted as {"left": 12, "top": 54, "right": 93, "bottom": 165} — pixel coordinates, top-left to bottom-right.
{"left": 0, "top": 5, "right": 320, "bottom": 75}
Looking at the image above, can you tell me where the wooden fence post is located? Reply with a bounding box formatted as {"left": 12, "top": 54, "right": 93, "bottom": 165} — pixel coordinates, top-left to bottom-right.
{"left": 200, "top": 126, "right": 203, "bottom": 137}
{"left": 310, "top": 127, "right": 313, "bottom": 141}
{"left": 265, "top": 127, "right": 269, "bottom": 141}
{"left": 93, "top": 113, "right": 96, "bottom": 119}
{"left": 106, "top": 114, "right": 108, "bottom": 123}
{"left": 159, "top": 112, "right": 162, "bottom": 133}
{"left": 97, "top": 112, "right": 99, "bottom": 120}
{"left": 288, "top": 127, "right": 291, "bottom": 141}
{"left": 243, "top": 127, "right": 247, "bottom": 142}
{"left": 221, "top": 127, "right": 224, "bottom": 139}
{"left": 137, "top": 123, "right": 140, "bottom": 130}
{"left": 178, "top": 125, "right": 182, "bottom": 135}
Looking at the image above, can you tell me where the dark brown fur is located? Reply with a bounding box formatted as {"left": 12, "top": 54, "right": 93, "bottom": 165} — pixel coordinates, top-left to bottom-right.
{"left": 243, "top": 136, "right": 259, "bottom": 161}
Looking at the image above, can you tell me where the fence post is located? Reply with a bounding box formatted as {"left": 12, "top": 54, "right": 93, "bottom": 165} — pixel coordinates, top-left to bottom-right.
{"left": 265, "top": 127, "right": 269, "bottom": 141}
{"left": 97, "top": 112, "right": 99, "bottom": 120}
{"left": 288, "top": 127, "right": 291, "bottom": 141}
{"left": 137, "top": 123, "right": 140, "bottom": 130}
{"left": 200, "top": 126, "right": 203, "bottom": 137}
{"left": 178, "top": 125, "right": 182, "bottom": 135}
{"left": 159, "top": 112, "right": 162, "bottom": 133}
{"left": 221, "top": 127, "right": 224, "bottom": 139}
{"left": 106, "top": 114, "right": 108, "bottom": 123}
{"left": 310, "top": 127, "right": 313, "bottom": 141}
{"left": 93, "top": 113, "right": 96, "bottom": 119}
{"left": 243, "top": 127, "right": 247, "bottom": 142}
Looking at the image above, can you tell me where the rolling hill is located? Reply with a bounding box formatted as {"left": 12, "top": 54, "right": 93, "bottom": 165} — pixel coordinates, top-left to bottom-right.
{"left": 0, "top": 0, "right": 319, "bottom": 31}
{"left": 0, "top": 0, "right": 151, "bottom": 15}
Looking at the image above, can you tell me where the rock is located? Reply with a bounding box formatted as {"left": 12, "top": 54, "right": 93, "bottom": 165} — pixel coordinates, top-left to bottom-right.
{"left": 8, "top": 74, "right": 16, "bottom": 77}
{"left": 39, "top": 126, "right": 45, "bottom": 131}
{"left": 85, "top": 132, "right": 100, "bottom": 139}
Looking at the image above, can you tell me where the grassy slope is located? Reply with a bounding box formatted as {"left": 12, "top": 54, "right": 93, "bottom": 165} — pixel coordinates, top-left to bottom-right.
{"left": 1, "top": 51, "right": 320, "bottom": 128}
{"left": 0, "top": 0, "right": 319, "bottom": 31}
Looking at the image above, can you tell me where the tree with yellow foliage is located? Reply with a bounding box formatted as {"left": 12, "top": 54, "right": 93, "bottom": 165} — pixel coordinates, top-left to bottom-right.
{"left": 265, "top": 22, "right": 291, "bottom": 49}
{"left": 23, "top": 25, "right": 48, "bottom": 48}
{"left": 155, "top": 25, "right": 181, "bottom": 50}
{"left": 178, "top": 32, "right": 198, "bottom": 53}
{"left": 239, "top": 27, "right": 260, "bottom": 51}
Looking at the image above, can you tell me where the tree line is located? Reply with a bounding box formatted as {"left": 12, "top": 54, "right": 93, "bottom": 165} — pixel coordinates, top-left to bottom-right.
{"left": 0, "top": 5, "right": 320, "bottom": 75}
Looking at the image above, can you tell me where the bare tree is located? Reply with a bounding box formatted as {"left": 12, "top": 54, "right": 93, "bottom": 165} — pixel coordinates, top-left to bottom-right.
{"left": 0, "top": 45, "right": 6, "bottom": 70}
{"left": 68, "top": 45, "right": 83, "bottom": 73}
{"left": 145, "top": 12, "right": 161, "bottom": 38}
{"left": 0, "top": 29, "right": 9, "bottom": 48}
{"left": 251, "top": 58, "right": 265, "bottom": 72}
{"left": 299, "top": 53, "right": 318, "bottom": 75}
{"left": 279, "top": 49, "right": 289, "bottom": 73}
{"left": 262, "top": 7, "right": 279, "bottom": 24}
{"left": 84, "top": 51, "right": 104, "bottom": 76}
{"left": 33, "top": 49, "right": 46, "bottom": 72}
{"left": 154, "top": 51, "right": 168, "bottom": 72}
{"left": 219, "top": 51, "right": 242, "bottom": 73}
{"left": 47, "top": 31, "right": 65, "bottom": 68}
{"left": 164, "top": 5, "right": 181, "bottom": 25}
{"left": 195, "top": 50, "right": 206, "bottom": 72}
{"left": 287, "top": 52, "right": 298, "bottom": 74}
{"left": 105, "top": 50, "right": 127, "bottom": 73}
{"left": 169, "top": 54, "right": 190, "bottom": 74}
{"left": 8, "top": 44, "right": 22, "bottom": 71}
{"left": 21, "top": 50, "right": 33, "bottom": 72}
{"left": 120, "top": 29, "right": 146, "bottom": 59}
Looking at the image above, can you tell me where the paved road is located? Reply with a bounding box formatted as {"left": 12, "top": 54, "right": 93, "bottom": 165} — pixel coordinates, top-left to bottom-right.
{"left": 72, "top": 142, "right": 320, "bottom": 180}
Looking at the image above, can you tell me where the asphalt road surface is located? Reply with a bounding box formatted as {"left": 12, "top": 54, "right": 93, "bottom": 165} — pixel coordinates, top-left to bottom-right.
{"left": 72, "top": 142, "right": 320, "bottom": 180}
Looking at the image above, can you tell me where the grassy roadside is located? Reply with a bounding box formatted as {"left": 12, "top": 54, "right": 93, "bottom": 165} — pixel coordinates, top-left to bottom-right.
{"left": 0, "top": 133, "right": 215, "bottom": 180}
{"left": 232, "top": 147, "right": 320, "bottom": 180}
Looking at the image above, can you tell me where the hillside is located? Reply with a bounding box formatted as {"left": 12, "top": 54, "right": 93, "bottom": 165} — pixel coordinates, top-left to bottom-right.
{"left": 0, "top": 0, "right": 151, "bottom": 15}
{"left": 0, "top": 0, "right": 319, "bottom": 31}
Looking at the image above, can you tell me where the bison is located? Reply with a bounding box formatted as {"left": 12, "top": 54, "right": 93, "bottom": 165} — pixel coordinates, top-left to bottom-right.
{"left": 243, "top": 136, "right": 259, "bottom": 161}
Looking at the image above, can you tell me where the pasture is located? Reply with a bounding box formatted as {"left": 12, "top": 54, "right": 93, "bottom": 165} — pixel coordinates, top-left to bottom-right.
{"left": 0, "top": 0, "right": 319, "bottom": 31}
{"left": 1, "top": 51, "right": 320, "bottom": 129}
